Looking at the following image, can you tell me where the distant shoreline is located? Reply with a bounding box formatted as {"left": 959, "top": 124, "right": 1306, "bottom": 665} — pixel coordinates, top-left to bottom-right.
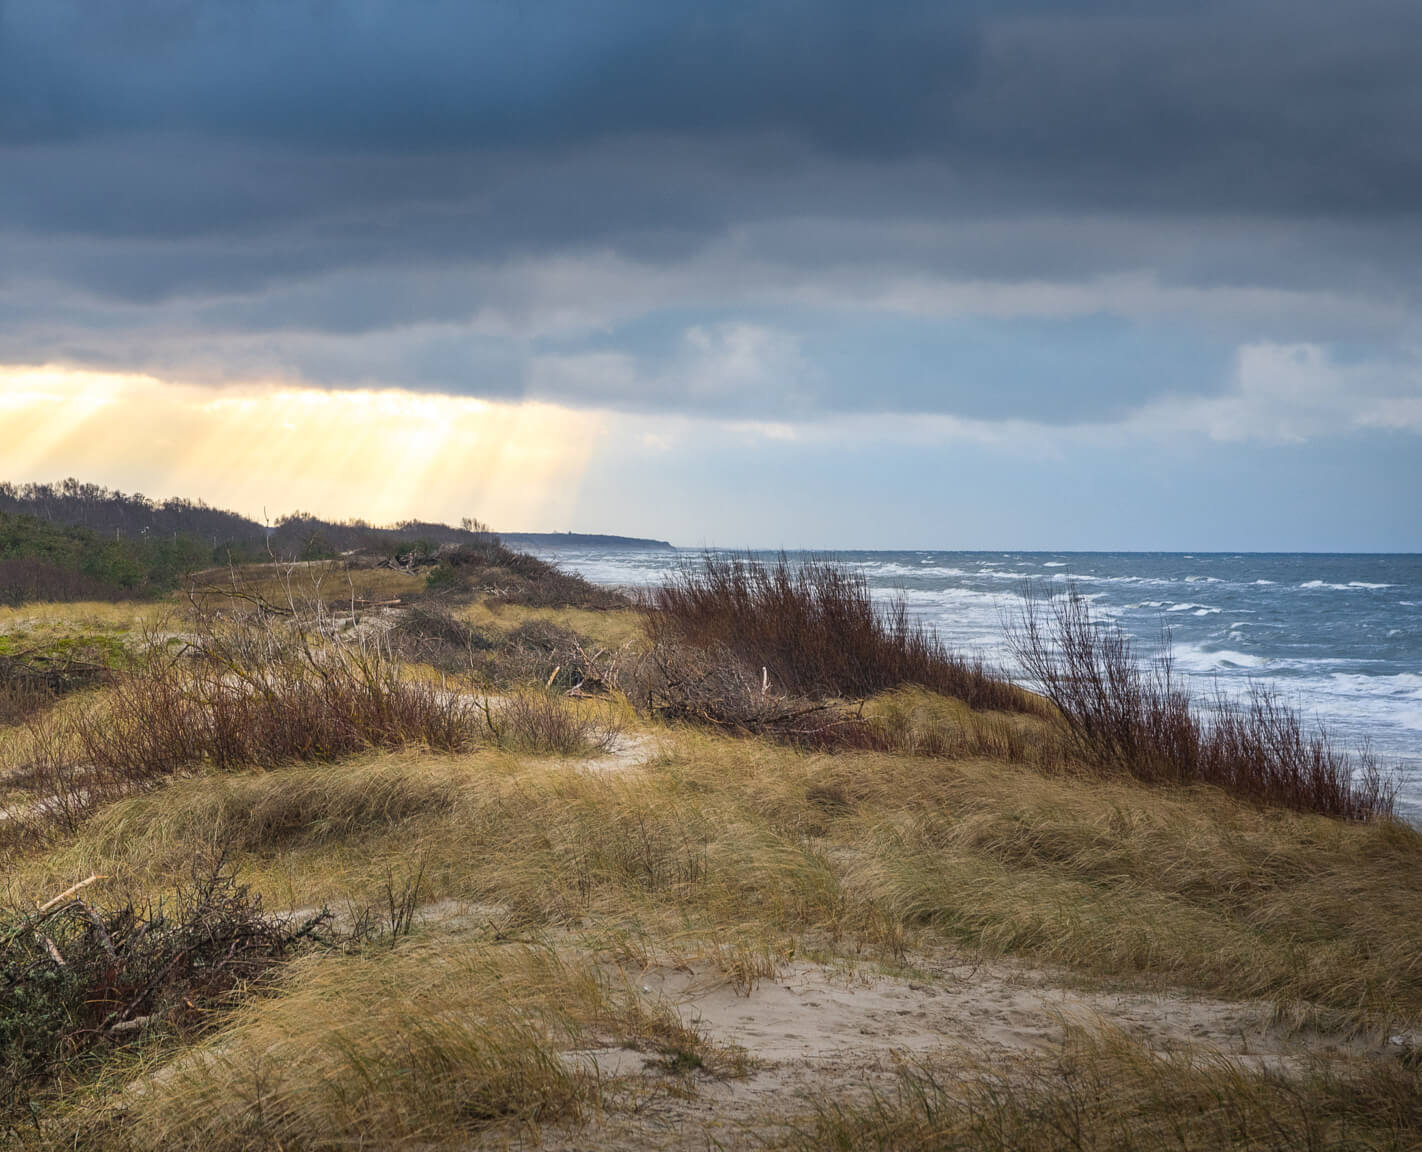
{"left": 499, "top": 531, "right": 676, "bottom": 552}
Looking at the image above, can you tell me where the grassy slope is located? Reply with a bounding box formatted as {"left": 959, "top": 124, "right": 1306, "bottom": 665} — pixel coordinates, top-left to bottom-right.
{"left": 1, "top": 598, "right": 1420, "bottom": 1149}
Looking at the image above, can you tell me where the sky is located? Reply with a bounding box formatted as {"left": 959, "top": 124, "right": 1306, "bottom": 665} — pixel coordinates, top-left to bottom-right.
{"left": 2, "top": 0, "right": 1420, "bottom": 550}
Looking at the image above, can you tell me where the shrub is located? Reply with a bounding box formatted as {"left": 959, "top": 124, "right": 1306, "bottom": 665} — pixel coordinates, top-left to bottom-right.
{"left": 0, "top": 863, "right": 326, "bottom": 1105}
{"left": 481, "top": 692, "right": 622, "bottom": 756}
{"left": 630, "top": 555, "right": 1035, "bottom": 734}
{"left": 425, "top": 542, "right": 625, "bottom": 609}
{"left": 1007, "top": 585, "right": 1395, "bottom": 820}
{"left": 3, "top": 612, "right": 486, "bottom": 840}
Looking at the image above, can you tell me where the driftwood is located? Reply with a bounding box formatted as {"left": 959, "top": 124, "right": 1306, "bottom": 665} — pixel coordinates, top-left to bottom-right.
{"left": 0, "top": 650, "right": 109, "bottom": 695}
{"left": 376, "top": 550, "right": 439, "bottom": 574}
{"left": 37, "top": 874, "right": 108, "bottom": 913}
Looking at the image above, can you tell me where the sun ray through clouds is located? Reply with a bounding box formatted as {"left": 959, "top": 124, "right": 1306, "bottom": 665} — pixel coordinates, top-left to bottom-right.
{"left": 0, "top": 366, "right": 602, "bottom": 529}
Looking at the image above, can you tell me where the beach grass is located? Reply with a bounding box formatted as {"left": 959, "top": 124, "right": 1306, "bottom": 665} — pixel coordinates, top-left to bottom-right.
{"left": 1, "top": 563, "right": 1419, "bottom": 1149}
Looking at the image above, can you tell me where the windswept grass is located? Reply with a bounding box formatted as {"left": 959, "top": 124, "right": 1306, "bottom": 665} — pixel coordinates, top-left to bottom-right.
{"left": 13, "top": 730, "right": 1422, "bottom": 1033}
{"left": 780, "top": 1027, "right": 1422, "bottom": 1152}
{"left": 62, "top": 940, "right": 728, "bottom": 1151}
{"left": 3, "top": 569, "right": 1418, "bottom": 1149}
{"left": 2, "top": 605, "right": 621, "bottom": 845}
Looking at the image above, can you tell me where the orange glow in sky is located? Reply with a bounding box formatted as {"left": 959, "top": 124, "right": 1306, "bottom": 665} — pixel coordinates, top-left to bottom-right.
{"left": 0, "top": 366, "right": 602, "bottom": 529}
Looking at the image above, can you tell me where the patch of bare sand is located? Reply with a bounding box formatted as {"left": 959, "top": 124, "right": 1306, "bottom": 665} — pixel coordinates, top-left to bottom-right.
{"left": 535, "top": 955, "right": 1377, "bottom": 1151}
{"left": 576, "top": 732, "right": 657, "bottom": 775}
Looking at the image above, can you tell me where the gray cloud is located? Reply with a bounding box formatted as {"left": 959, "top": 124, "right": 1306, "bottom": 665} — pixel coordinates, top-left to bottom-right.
{"left": 2, "top": 0, "right": 1420, "bottom": 422}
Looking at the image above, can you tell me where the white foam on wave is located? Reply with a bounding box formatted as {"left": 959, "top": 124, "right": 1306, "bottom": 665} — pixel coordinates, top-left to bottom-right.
{"left": 1042, "top": 561, "right": 1067, "bottom": 567}
{"left": 1253, "top": 579, "right": 1275, "bottom": 585}
{"left": 1293, "top": 672, "right": 1422, "bottom": 739}
{"left": 1167, "top": 602, "right": 1221, "bottom": 614}
{"left": 1173, "top": 646, "right": 1267, "bottom": 672}
{"left": 867, "top": 561, "right": 970, "bottom": 578}
{"left": 1348, "top": 581, "right": 1395, "bottom": 589}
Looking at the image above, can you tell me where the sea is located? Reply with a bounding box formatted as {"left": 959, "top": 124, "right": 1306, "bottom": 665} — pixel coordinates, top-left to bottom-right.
{"left": 540, "top": 549, "right": 1422, "bottom": 820}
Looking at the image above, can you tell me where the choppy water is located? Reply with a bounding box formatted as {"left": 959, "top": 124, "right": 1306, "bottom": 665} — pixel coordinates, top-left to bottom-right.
{"left": 543, "top": 549, "right": 1422, "bottom": 819}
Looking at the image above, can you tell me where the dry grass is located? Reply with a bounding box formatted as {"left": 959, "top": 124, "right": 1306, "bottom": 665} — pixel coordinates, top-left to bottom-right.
{"left": 1, "top": 602, "right": 623, "bottom": 846}
{"left": 0, "top": 600, "right": 171, "bottom": 640}
{"left": 60, "top": 940, "right": 729, "bottom": 1151}
{"left": 4, "top": 583, "right": 1420, "bottom": 1148}
{"left": 779, "top": 1026, "right": 1422, "bottom": 1151}
{"left": 458, "top": 600, "right": 645, "bottom": 652}
{"left": 186, "top": 561, "right": 425, "bottom": 609}
{"left": 11, "top": 726, "right": 1421, "bottom": 1034}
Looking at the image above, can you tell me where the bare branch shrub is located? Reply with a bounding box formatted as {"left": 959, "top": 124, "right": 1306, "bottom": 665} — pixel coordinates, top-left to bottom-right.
{"left": 636, "top": 554, "right": 1037, "bottom": 717}
{"left": 0, "top": 860, "right": 328, "bottom": 1105}
{"left": 1007, "top": 585, "right": 1395, "bottom": 820}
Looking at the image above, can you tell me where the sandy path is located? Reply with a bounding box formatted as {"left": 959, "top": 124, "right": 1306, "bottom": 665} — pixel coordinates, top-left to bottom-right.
{"left": 540, "top": 955, "right": 1379, "bottom": 1151}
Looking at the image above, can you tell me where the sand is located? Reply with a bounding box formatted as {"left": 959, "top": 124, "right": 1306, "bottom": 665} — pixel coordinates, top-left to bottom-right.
{"left": 540, "top": 953, "right": 1379, "bottom": 1151}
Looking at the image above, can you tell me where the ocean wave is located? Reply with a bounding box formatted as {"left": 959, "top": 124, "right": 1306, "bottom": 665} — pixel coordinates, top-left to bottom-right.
{"left": 865, "top": 562, "right": 971, "bottom": 578}
{"left": 1298, "top": 580, "right": 1395, "bottom": 591}
{"left": 1167, "top": 602, "right": 1221, "bottom": 614}
{"left": 1172, "top": 646, "right": 1267, "bottom": 672}
{"left": 1042, "top": 561, "right": 1067, "bottom": 567}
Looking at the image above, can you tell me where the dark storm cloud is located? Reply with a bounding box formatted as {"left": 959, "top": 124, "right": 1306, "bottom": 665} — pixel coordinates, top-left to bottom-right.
{"left": 1, "top": 0, "right": 1420, "bottom": 418}
{"left": 4, "top": 0, "right": 1418, "bottom": 219}
{"left": 1, "top": 1, "right": 975, "bottom": 153}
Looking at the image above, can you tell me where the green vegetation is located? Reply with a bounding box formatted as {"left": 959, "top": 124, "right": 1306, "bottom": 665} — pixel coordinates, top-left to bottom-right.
{"left": 0, "top": 512, "right": 212, "bottom": 604}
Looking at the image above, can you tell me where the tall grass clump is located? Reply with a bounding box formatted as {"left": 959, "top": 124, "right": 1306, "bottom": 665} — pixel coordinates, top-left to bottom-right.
{"left": 637, "top": 555, "right": 1031, "bottom": 722}
{"left": 1008, "top": 585, "right": 1395, "bottom": 820}
{"left": 781, "top": 1028, "right": 1422, "bottom": 1152}
{"left": 86, "top": 624, "right": 475, "bottom": 776}
{"left": 69, "top": 942, "right": 730, "bottom": 1151}
{"left": 3, "top": 609, "right": 485, "bottom": 840}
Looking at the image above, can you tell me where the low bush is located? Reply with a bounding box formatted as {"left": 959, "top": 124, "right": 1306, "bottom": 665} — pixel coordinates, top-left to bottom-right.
{"left": 1, "top": 863, "right": 326, "bottom": 1107}
{"left": 482, "top": 692, "right": 621, "bottom": 756}
{"left": 1007, "top": 585, "right": 1395, "bottom": 819}
{"left": 426, "top": 542, "right": 625, "bottom": 609}
{"left": 627, "top": 555, "right": 1036, "bottom": 737}
{"left": 644, "top": 554, "right": 1031, "bottom": 709}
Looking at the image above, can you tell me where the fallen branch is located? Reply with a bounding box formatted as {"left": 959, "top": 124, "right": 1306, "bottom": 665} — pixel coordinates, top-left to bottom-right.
{"left": 38, "top": 874, "right": 108, "bottom": 913}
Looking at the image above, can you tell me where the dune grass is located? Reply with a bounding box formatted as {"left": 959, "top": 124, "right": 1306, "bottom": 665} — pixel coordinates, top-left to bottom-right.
{"left": 11, "top": 716, "right": 1421, "bottom": 1035}
{"left": 63, "top": 939, "right": 732, "bottom": 1151}
{"left": 0, "top": 600, "right": 172, "bottom": 644}
{"left": 457, "top": 599, "right": 646, "bottom": 651}
{"left": 779, "top": 1026, "right": 1422, "bottom": 1152}
{"left": 3, "top": 576, "right": 1420, "bottom": 1148}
